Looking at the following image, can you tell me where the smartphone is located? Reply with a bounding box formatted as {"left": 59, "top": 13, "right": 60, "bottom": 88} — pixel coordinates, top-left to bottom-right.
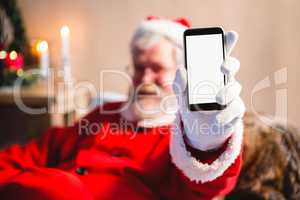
{"left": 183, "top": 27, "right": 226, "bottom": 111}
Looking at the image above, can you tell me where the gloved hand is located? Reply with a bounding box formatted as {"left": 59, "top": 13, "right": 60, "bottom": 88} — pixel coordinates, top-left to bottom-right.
{"left": 172, "top": 31, "right": 245, "bottom": 151}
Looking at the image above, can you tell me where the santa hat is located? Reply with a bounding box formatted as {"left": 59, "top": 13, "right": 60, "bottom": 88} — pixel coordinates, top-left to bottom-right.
{"left": 131, "top": 16, "right": 191, "bottom": 48}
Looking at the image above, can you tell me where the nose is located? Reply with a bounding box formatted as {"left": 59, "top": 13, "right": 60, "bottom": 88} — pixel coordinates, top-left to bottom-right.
{"left": 141, "top": 67, "right": 155, "bottom": 83}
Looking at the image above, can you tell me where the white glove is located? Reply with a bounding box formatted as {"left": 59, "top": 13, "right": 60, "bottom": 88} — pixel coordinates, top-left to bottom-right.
{"left": 172, "top": 31, "right": 245, "bottom": 151}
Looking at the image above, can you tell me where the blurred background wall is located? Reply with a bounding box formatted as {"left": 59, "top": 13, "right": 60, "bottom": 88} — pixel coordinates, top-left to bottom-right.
{"left": 17, "top": 0, "right": 300, "bottom": 126}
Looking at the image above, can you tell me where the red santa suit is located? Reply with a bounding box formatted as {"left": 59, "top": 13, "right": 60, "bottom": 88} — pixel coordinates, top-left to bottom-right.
{"left": 0, "top": 102, "right": 242, "bottom": 200}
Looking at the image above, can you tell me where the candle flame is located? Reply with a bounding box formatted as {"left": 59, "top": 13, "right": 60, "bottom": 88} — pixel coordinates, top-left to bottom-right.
{"left": 38, "top": 41, "right": 48, "bottom": 52}
{"left": 60, "top": 25, "right": 70, "bottom": 37}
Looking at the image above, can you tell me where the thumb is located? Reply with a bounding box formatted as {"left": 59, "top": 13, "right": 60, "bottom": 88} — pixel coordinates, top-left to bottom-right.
{"left": 225, "top": 31, "right": 239, "bottom": 56}
{"left": 172, "top": 67, "right": 187, "bottom": 95}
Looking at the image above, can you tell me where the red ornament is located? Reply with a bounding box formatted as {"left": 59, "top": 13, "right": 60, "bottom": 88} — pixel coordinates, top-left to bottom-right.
{"left": 4, "top": 51, "right": 24, "bottom": 71}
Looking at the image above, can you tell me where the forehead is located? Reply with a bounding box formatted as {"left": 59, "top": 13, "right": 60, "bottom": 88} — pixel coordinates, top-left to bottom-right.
{"left": 133, "top": 39, "right": 175, "bottom": 68}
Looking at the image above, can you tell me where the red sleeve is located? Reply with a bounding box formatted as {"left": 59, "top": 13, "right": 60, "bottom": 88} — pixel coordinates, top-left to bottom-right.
{"left": 184, "top": 139, "right": 241, "bottom": 199}
{"left": 162, "top": 132, "right": 243, "bottom": 200}
{"left": 162, "top": 158, "right": 241, "bottom": 200}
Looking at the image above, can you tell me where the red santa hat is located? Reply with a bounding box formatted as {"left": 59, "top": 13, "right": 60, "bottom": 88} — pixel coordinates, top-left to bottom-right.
{"left": 131, "top": 16, "right": 191, "bottom": 48}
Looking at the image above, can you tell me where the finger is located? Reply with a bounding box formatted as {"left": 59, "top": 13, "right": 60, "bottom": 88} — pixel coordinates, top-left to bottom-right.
{"left": 216, "top": 80, "right": 242, "bottom": 105}
{"left": 216, "top": 97, "right": 245, "bottom": 125}
{"left": 221, "top": 57, "right": 240, "bottom": 80}
{"left": 224, "top": 31, "right": 239, "bottom": 56}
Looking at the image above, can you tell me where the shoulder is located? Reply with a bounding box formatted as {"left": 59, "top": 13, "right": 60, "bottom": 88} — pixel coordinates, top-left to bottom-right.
{"left": 75, "top": 101, "right": 126, "bottom": 125}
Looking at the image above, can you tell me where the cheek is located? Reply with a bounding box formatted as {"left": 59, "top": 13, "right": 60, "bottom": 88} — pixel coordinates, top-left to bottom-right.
{"left": 160, "top": 69, "right": 176, "bottom": 82}
{"left": 157, "top": 72, "right": 176, "bottom": 91}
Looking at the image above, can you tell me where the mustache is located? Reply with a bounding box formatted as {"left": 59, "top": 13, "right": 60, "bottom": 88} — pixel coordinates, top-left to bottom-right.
{"left": 136, "top": 84, "right": 161, "bottom": 95}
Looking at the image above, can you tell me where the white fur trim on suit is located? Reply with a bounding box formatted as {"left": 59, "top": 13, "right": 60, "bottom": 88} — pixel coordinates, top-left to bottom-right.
{"left": 169, "top": 118, "right": 244, "bottom": 183}
{"left": 133, "top": 19, "right": 187, "bottom": 47}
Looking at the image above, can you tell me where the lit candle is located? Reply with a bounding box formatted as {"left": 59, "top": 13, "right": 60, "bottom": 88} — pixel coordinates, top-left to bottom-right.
{"left": 60, "top": 25, "right": 72, "bottom": 81}
{"left": 38, "top": 41, "right": 49, "bottom": 77}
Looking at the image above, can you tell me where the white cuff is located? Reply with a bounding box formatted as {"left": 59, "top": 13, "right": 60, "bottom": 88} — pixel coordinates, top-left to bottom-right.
{"left": 169, "top": 119, "right": 243, "bottom": 183}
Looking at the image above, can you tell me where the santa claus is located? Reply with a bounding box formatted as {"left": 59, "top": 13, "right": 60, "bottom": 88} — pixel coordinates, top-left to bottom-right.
{"left": 0, "top": 17, "right": 245, "bottom": 200}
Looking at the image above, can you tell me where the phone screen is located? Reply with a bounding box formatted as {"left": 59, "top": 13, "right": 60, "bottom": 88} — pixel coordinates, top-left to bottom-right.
{"left": 185, "top": 33, "right": 225, "bottom": 105}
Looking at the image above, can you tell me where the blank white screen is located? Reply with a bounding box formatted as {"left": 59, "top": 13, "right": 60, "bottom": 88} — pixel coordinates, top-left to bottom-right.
{"left": 186, "top": 34, "right": 224, "bottom": 104}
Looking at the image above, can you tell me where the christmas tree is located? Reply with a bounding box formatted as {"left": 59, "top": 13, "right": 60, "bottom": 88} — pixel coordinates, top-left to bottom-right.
{"left": 0, "top": 0, "right": 35, "bottom": 86}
